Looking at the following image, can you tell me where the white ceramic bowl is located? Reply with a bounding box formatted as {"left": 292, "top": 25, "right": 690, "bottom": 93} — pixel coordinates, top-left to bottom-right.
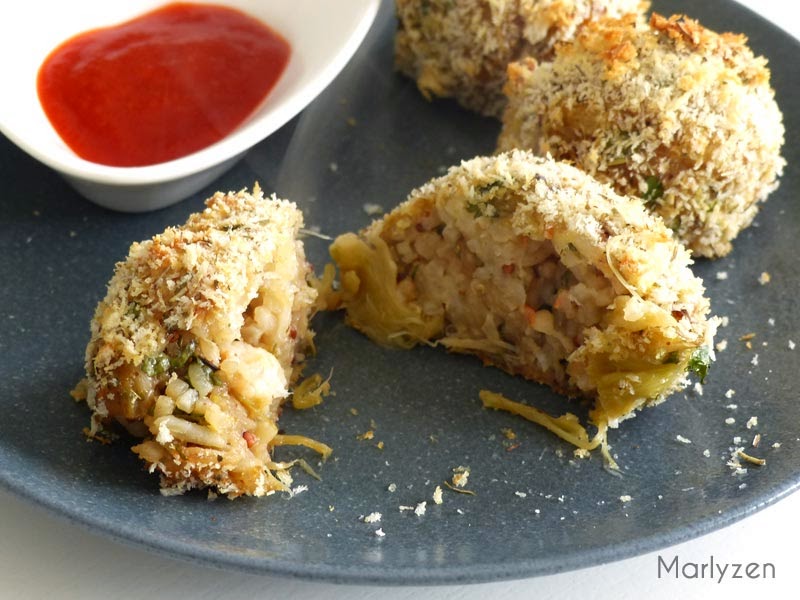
{"left": 0, "top": 0, "right": 379, "bottom": 212}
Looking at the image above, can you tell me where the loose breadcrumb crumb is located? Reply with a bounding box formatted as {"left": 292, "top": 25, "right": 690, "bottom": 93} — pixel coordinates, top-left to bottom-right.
{"left": 363, "top": 203, "right": 385, "bottom": 216}
{"left": 725, "top": 417, "right": 736, "bottom": 425}
{"left": 619, "top": 495, "right": 632, "bottom": 503}
{"left": 772, "top": 442, "right": 782, "bottom": 449}
{"left": 452, "top": 466, "right": 470, "bottom": 488}
{"left": 790, "top": 340, "right": 796, "bottom": 350}
{"left": 573, "top": 448, "right": 590, "bottom": 459}
{"left": 515, "top": 491, "right": 527, "bottom": 498}
{"left": 716, "top": 271, "right": 728, "bottom": 280}
{"left": 388, "top": 483, "right": 397, "bottom": 493}
{"left": 746, "top": 416, "right": 759, "bottom": 429}
{"left": 725, "top": 389, "right": 736, "bottom": 399}
{"left": 375, "top": 528, "right": 386, "bottom": 537}
{"left": 726, "top": 449, "right": 748, "bottom": 475}
{"left": 414, "top": 501, "right": 427, "bottom": 516}
{"left": 357, "top": 430, "right": 375, "bottom": 441}
{"left": 703, "top": 449, "right": 711, "bottom": 458}
{"left": 363, "top": 512, "right": 382, "bottom": 523}
{"left": 751, "top": 353, "right": 759, "bottom": 366}
{"left": 716, "top": 339, "right": 728, "bottom": 352}
{"left": 433, "top": 486, "right": 443, "bottom": 505}
{"left": 758, "top": 272, "right": 771, "bottom": 285}
{"left": 676, "top": 435, "right": 692, "bottom": 444}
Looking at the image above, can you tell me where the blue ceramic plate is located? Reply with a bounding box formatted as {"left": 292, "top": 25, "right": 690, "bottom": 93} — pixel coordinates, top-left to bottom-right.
{"left": 0, "top": 0, "right": 798, "bottom": 585}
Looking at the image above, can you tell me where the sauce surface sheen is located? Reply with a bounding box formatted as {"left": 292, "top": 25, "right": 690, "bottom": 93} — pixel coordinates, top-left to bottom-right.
{"left": 37, "top": 2, "right": 290, "bottom": 167}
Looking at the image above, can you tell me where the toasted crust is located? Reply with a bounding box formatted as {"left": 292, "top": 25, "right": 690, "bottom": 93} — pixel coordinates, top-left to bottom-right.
{"left": 394, "top": 0, "right": 648, "bottom": 116}
{"left": 498, "top": 13, "right": 786, "bottom": 257}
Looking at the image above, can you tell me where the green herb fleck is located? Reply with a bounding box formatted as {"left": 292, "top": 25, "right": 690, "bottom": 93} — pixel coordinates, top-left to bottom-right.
{"left": 170, "top": 339, "right": 197, "bottom": 369}
{"left": 141, "top": 357, "right": 156, "bottom": 377}
{"left": 466, "top": 200, "right": 498, "bottom": 218}
{"left": 642, "top": 176, "right": 664, "bottom": 207}
{"left": 141, "top": 353, "right": 171, "bottom": 376}
{"left": 210, "top": 370, "right": 224, "bottom": 386}
{"left": 608, "top": 156, "right": 628, "bottom": 167}
{"left": 466, "top": 202, "right": 484, "bottom": 217}
{"left": 687, "top": 347, "right": 711, "bottom": 383}
{"left": 476, "top": 180, "right": 504, "bottom": 196}
{"left": 154, "top": 353, "right": 171, "bottom": 374}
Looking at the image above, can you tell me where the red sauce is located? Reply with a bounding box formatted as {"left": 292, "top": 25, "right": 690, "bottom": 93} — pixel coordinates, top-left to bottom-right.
{"left": 37, "top": 3, "right": 290, "bottom": 167}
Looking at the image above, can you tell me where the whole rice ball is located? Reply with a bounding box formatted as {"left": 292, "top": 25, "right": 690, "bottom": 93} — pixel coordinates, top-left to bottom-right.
{"left": 498, "top": 13, "right": 786, "bottom": 258}
{"left": 394, "top": 0, "right": 649, "bottom": 117}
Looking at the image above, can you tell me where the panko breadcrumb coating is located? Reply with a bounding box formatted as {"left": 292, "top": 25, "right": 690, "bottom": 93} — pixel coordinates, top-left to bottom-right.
{"left": 330, "top": 151, "right": 716, "bottom": 450}
{"left": 498, "top": 13, "right": 786, "bottom": 258}
{"left": 75, "top": 186, "right": 325, "bottom": 498}
{"left": 394, "top": 0, "right": 648, "bottom": 117}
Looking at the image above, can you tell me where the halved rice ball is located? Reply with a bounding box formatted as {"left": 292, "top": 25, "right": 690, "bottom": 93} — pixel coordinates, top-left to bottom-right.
{"left": 330, "top": 151, "right": 716, "bottom": 449}
{"left": 77, "top": 186, "right": 324, "bottom": 497}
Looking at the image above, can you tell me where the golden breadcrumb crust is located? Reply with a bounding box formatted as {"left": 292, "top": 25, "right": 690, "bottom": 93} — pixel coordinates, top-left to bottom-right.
{"left": 499, "top": 13, "right": 786, "bottom": 257}
{"left": 395, "top": 0, "right": 648, "bottom": 116}
{"left": 79, "top": 186, "right": 319, "bottom": 497}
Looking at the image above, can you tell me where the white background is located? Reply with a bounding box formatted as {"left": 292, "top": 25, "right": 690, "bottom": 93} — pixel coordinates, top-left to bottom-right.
{"left": 1, "top": 2, "right": 796, "bottom": 599}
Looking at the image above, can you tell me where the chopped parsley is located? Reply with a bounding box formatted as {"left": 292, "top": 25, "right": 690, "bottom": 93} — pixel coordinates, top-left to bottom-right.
{"left": 476, "top": 180, "right": 504, "bottom": 196}
{"left": 125, "top": 302, "right": 142, "bottom": 319}
{"left": 170, "top": 339, "right": 197, "bottom": 369}
{"left": 642, "top": 175, "right": 664, "bottom": 207}
{"left": 141, "top": 353, "right": 170, "bottom": 376}
{"left": 466, "top": 200, "right": 498, "bottom": 218}
{"left": 687, "top": 347, "right": 711, "bottom": 384}
{"left": 140, "top": 339, "right": 197, "bottom": 376}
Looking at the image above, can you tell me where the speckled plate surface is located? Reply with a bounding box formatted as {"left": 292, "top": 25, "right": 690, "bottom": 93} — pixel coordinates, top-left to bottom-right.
{"left": 0, "top": 0, "right": 798, "bottom": 585}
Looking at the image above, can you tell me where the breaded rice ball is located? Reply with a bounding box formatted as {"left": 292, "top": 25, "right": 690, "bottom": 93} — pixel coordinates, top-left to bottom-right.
{"left": 395, "top": 0, "right": 648, "bottom": 117}
{"left": 498, "top": 13, "right": 786, "bottom": 258}
{"left": 75, "top": 186, "right": 326, "bottom": 498}
{"left": 330, "top": 151, "right": 716, "bottom": 444}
